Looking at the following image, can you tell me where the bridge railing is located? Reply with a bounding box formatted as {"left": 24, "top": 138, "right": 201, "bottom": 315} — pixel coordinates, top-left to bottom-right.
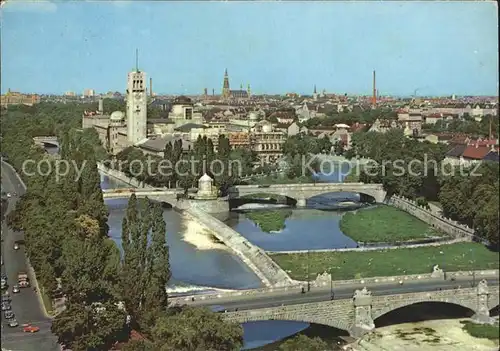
{"left": 168, "top": 269, "right": 499, "bottom": 305}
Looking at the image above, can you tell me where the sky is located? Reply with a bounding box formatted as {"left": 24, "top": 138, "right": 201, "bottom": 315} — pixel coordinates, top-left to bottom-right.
{"left": 1, "top": 1, "right": 498, "bottom": 96}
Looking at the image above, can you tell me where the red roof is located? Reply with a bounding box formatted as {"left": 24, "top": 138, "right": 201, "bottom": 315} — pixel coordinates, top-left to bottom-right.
{"left": 468, "top": 139, "right": 498, "bottom": 147}
{"left": 462, "top": 146, "right": 491, "bottom": 160}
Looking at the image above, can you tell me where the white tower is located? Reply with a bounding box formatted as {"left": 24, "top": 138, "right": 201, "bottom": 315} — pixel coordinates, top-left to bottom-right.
{"left": 126, "top": 50, "right": 147, "bottom": 144}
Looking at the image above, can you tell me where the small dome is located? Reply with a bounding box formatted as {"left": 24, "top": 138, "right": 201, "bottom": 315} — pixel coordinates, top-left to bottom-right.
{"left": 249, "top": 111, "right": 258, "bottom": 120}
{"left": 199, "top": 173, "right": 212, "bottom": 182}
{"left": 110, "top": 111, "right": 125, "bottom": 121}
{"left": 173, "top": 95, "right": 192, "bottom": 105}
{"left": 262, "top": 124, "right": 272, "bottom": 133}
{"left": 224, "top": 110, "right": 232, "bottom": 116}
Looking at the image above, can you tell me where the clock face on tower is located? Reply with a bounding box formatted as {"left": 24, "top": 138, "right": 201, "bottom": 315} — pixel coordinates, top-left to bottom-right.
{"left": 134, "top": 92, "right": 142, "bottom": 101}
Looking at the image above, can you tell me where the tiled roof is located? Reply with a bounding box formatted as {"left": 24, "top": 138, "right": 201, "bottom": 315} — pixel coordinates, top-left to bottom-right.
{"left": 483, "top": 150, "right": 500, "bottom": 162}
{"left": 446, "top": 144, "right": 467, "bottom": 157}
{"left": 462, "top": 146, "right": 491, "bottom": 160}
{"left": 174, "top": 123, "right": 207, "bottom": 132}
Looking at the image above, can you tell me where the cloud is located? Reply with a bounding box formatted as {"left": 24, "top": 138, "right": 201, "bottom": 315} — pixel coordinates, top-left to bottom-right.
{"left": 1, "top": 0, "right": 57, "bottom": 13}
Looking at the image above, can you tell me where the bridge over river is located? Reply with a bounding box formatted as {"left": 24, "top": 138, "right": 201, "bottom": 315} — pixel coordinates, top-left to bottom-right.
{"left": 173, "top": 278, "right": 499, "bottom": 338}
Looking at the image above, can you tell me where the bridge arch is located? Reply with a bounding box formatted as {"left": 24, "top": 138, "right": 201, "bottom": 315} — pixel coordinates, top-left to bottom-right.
{"left": 373, "top": 300, "right": 477, "bottom": 326}
{"left": 489, "top": 305, "right": 499, "bottom": 317}
{"left": 228, "top": 314, "right": 353, "bottom": 334}
{"left": 229, "top": 192, "right": 297, "bottom": 210}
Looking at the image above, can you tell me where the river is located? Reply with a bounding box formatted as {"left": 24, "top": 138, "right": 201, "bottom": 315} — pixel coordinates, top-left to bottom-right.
{"left": 100, "top": 162, "right": 361, "bottom": 350}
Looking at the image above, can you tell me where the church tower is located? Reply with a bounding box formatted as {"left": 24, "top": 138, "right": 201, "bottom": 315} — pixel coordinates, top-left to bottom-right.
{"left": 222, "top": 68, "right": 230, "bottom": 98}
{"left": 126, "top": 50, "right": 147, "bottom": 144}
{"left": 247, "top": 84, "right": 251, "bottom": 97}
{"left": 313, "top": 84, "right": 318, "bottom": 101}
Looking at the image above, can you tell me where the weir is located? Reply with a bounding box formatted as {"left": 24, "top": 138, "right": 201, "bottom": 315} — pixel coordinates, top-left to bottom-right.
{"left": 97, "top": 162, "right": 294, "bottom": 288}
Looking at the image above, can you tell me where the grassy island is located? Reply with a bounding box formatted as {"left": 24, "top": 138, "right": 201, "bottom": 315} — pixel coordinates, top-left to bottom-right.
{"left": 245, "top": 209, "right": 292, "bottom": 233}
{"left": 461, "top": 321, "right": 499, "bottom": 341}
{"left": 340, "top": 205, "right": 446, "bottom": 243}
{"left": 270, "top": 242, "right": 499, "bottom": 281}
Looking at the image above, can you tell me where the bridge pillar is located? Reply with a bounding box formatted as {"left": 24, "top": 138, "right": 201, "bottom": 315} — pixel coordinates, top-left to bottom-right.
{"left": 472, "top": 279, "right": 495, "bottom": 324}
{"left": 296, "top": 198, "right": 307, "bottom": 207}
{"left": 351, "top": 287, "right": 375, "bottom": 338}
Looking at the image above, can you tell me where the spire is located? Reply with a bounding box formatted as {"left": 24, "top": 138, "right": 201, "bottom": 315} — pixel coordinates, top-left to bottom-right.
{"left": 314, "top": 84, "right": 317, "bottom": 94}
{"left": 135, "top": 48, "right": 139, "bottom": 72}
{"left": 224, "top": 68, "right": 228, "bottom": 77}
{"left": 240, "top": 83, "right": 243, "bottom": 90}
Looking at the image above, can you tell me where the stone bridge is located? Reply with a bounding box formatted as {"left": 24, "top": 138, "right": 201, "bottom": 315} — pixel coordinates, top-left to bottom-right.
{"left": 222, "top": 280, "right": 499, "bottom": 338}
{"left": 102, "top": 188, "right": 183, "bottom": 204}
{"left": 227, "top": 183, "right": 387, "bottom": 206}
{"left": 33, "top": 136, "right": 59, "bottom": 147}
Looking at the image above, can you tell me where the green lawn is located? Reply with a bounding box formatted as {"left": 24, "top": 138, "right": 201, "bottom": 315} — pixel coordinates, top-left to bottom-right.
{"left": 339, "top": 205, "right": 446, "bottom": 243}
{"left": 270, "top": 242, "right": 499, "bottom": 281}
{"left": 245, "top": 210, "right": 292, "bottom": 233}
{"left": 461, "top": 320, "right": 499, "bottom": 340}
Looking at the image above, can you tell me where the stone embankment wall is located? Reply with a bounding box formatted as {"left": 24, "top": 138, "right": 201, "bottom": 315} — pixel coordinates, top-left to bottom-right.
{"left": 184, "top": 208, "right": 294, "bottom": 288}
{"left": 387, "top": 195, "right": 475, "bottom": 239}
{"left": 267, "top": 237, "right": 469, "bottom": 255}
{"left": 169, "top": 269, "right": 499, "bottom": 305}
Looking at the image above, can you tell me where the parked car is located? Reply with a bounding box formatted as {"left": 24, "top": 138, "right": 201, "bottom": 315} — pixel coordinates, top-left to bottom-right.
{"left": 1, "top": 302, "right": 11, "bottom": 311}
{"left": 13, "top": 243, "right": 19, "bottom": 250}
{"left": 7, "top": 319, "right": 18, "bottom": 327}
{"left": 1, "top": 295, "right": 11, "bottom": 303}
{"left": 4, "top": 310, "right": 14, "bottom": 320}
{"left": 23, "top": 324, "right": 40, "bottom": 333}
{"left": 12, "top": 285, "right": 19, "bottom": 294}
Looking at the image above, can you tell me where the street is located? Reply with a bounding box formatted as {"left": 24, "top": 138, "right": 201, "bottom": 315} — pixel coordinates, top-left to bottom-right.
{"left": 1, "top": 161, "right": 60, "bottom": 351}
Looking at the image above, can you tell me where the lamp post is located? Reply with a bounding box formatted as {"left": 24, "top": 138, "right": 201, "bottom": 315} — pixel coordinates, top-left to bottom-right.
{"left": 329, "top": 268, "right": 334, "bottom": 300}
{"left": 470, "top": 248, "right": 476, "bottom": 287}
{"left": 306, "top": 250, "right": 311, "bottom": 292}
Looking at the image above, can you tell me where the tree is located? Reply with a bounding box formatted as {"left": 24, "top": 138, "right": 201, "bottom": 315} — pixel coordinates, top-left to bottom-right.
{"left": 51, "top": 302, "right": 128, "bottom": 351}
{"left": 151, "top": 307, "right": 243, "bottom": 351}
{"left": 142, "top": 202, "right": 170, "bottom": 317}
{"left": 279, "top": 334, "right": 329, "bottom": 351}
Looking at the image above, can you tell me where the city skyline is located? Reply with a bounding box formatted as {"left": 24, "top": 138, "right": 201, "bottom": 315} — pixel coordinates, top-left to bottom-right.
{"left": 1, "top": 1, "right": 498, "bottom": 96}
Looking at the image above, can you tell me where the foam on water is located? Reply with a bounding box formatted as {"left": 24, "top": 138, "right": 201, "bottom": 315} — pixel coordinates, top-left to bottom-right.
{"left": 180, "top": 215, "right": 228, "bottom": 251}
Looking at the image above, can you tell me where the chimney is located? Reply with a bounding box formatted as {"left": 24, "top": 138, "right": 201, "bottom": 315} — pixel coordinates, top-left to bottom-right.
{"left": 150, "top": 78, "right": 153, "bottom": 97}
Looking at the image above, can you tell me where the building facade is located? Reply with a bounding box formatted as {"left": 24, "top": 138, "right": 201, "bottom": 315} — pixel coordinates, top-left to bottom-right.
{"left": 126, "top": 70, "right": 148, "bottom": 144}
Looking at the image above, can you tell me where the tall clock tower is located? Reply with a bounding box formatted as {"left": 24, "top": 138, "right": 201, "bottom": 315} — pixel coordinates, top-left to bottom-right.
{"left": 126, "top": 68, "right": 147, "bottom": 144}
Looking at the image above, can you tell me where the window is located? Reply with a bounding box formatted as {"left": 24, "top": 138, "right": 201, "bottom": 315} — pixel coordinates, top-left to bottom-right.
{"left": 185, "top": 108, "right": 193, "bottom": 120}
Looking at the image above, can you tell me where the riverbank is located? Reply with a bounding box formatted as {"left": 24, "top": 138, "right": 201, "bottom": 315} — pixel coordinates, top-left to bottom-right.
{"left": 350, "top": 319, "right": 499, "bottom": 351}
{"left": 270, "top": 242, "right": 499, "bottom": 280}
{"left": 340, "top": 205, "right": 446, "bottom": 243}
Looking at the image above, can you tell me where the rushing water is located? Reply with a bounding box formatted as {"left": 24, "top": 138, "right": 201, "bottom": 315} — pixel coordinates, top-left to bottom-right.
{"left": 100, "top": 163, "right": 361, "bottom": 349}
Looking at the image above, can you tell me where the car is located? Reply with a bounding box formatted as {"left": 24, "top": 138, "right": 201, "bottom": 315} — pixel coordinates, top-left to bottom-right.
{"left": 7, "top": 319, "right": 18, "bottom": 327}
{"left": 23, "top": 324, "right": 40, "bottom": 333}
{"left": 13, "top": 243, "right": 19, "bottom": 250}
{"left": 4, "top": 311, "right": 14, "bottom": 320}
{"left": 1, "top": 302, "right": 11, "bottom": 311}
{"left": 6, "top": 193, "right": 11, "bottom": 198}
{"left": 1, "top": 273, "right": 7, "bottom": 280}
{"left": 12, "top": 285, "right": 19, "bottom": 294}
{"left": 1, "top": 295, "right": 10, "bottom": 303}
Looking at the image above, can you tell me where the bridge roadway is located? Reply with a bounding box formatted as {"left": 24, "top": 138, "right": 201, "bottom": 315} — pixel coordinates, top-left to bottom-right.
{"left": 175, "top": 277, "right": 499, "bottom": 311}
{"left": 175, "top": 277, "right": 499, "bottom": 337}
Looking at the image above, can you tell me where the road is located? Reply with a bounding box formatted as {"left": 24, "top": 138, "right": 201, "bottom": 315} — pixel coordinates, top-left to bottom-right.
{"left": 184, "top": 277, "right": 499, "bottom": 312}
{"left": 1, "top": 161, "right": 60, "bottom": 351}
